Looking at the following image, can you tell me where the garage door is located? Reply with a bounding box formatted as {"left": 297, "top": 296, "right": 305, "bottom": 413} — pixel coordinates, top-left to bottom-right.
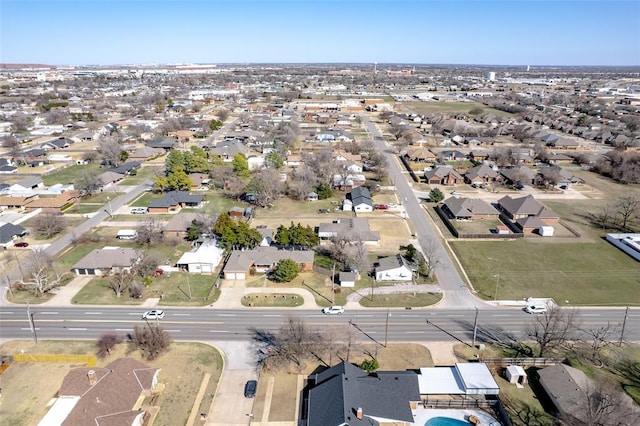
{"left": 235, "top": 273, "right": 246, "bottom": 280}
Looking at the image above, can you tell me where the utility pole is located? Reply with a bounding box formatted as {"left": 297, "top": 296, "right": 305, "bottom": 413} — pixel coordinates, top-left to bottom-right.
{"left": 494, "top": 273, "right": 500, "bottom": 301}
{"left": 331, "top": 262, "right": 336, "bottom": 305}
{"left": 27, "top": 303, "right": 37, "bottom": 344}
{"left": 384, "top": 309, "right": 390, "bottom": 347}
{"left": 619, "top": 306, "right": 629, "bottom": 346}
{"left": 472, "top": 307, "right": 479, "bottom": 348}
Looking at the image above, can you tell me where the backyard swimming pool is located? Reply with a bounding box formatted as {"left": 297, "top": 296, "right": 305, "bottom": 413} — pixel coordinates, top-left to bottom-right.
{"left": 425, "top": 417, "right": 470, "bottom": 426}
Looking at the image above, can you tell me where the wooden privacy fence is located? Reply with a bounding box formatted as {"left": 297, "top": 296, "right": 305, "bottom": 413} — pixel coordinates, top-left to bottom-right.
{"left": 13, "top": 353, "right": 96, "bottom": 367}
{"left": 482, "top": 357, "right": 563, "bottom": 368}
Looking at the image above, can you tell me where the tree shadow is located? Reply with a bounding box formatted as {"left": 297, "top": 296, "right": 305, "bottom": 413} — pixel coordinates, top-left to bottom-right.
{"left": 455, "top": 319, "right": 535, "bottom": 357}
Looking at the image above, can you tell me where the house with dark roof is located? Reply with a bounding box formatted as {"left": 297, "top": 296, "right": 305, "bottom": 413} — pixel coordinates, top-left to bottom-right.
{"left": 41, "top": 137, "right": 73, "bottom": 150}
{"left": 222, "top": 246, "right": 314, "bottom": 280}
{"left": 38, "top": 357, "right": 160, "bottom": 426}
{"left": 71, "top": 247, "right": 141, "bottom": 275}
{"left": 163, "top": 212, "right": 200, "bottom": 239}
{"left": 106, "top": 161, "right": 141, "bottom": 175}
{"left": 347, "top": 187, "right": 373, "bottom": 213}
{"left": 146, "top": 137, "right": 178, "bottom": 151}
{"left": 147, "top": 191, "right": 204, "bottom": 214}
{"left": 305, "top": 361, "right": 420, "bottom": 426}
{"left": 97, "top": 171, "right": 125, "bottom": 188}
{"left": 499, "top": 165, "right": 537, "bottom": 186}
{"left": 374, "top": 254, "right": 415, "bottom": 282}
{"left": 9, "top": 176, "right": 44, "bottom": 192}
{"left": 497, "top": 195, "right": 559, "bottom": 224}
{"left": 535, "top": 165, "right": 585, "bottom": 188}
{"left": 0, "top": 223, "right": 28, "bottom": 249}
{"left": 424, "top": 165, "right": 464, "bottom": 186}
{"left": 442, "top": 197, "right": 500, "bottom": 220}
{"left": 128, "top": 146, "right": 164, "bottom": 161}
{"left": 207, "top": 140, "right": 248, "bottom": 161}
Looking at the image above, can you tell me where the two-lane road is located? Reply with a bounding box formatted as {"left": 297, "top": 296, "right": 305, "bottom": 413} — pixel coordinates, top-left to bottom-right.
{"left": 360, "top": 114, "right": 479, "bottom": 308}
{"left": 2, "top": 307, "right": 637, "bottom": 344}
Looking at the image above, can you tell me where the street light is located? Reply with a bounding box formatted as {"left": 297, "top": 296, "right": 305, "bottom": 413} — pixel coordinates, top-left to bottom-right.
{"left": 107, "top": 196, "right": 113, "bottom": 216}
{"left": 493, "top": 273, "right": 500, "bottom": 301}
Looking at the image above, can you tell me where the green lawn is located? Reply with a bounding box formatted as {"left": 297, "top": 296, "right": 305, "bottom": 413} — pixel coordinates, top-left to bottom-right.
{"left": 43, "top": 163, "right": 101, "bottom": 186}
{"left": 451, "top": 238, "right": 640, "bottom": 305}
{"left": 118, "top": 166, "right": 157, "bottom": 185}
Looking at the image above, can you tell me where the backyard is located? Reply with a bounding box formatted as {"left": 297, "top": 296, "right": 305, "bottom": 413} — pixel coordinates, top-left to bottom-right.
{"left": 0, "top": 340, "right": 223, "bottom": 426}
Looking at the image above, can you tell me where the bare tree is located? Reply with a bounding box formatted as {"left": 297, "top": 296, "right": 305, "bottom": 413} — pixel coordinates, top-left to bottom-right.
{"left": 615, "top": 195, "right": 639, "bottom": 230}
{"left": 2, "top": 135, "right": 22, "bottom": 158}
{"left": 526, "top": 305, "right": 579, "bottom": 357}
{"left": 595, "top": 204, "right": 616, "bottom": 230}
{"left": 246, "top": 168, "right": 286, "bottom": 207}
{"left": 33, "top": 212, "right": 66, "bottom": 239}
{"left": 350, "top": 234, "right": 369, "bottom": 276}
{"left": 108, "top": 272, "right": 133, "bottom": 298}
{"left": 75, "top": 168, "right": 102, "bottom": 196}
{"left": 96, "top": 333, "right": 123, "bottom": 358}
{"left": 128, "top": 324, "right": 172, "bottom": 361}
{"left": 564, "top": 376, "right": 640, "bottom": 426}
{"left": 136, "top": 217, "right": 164, "bottom": 247}
{"left": 421, "top": 237, "right": 441, "bottom": 280}
{"left": 580, "top": 323, "right": 619, "bottom": 363}
{"left": 8, "top": 112, "right": 29, "bottom": 132}
{"left": 98, "top": 135, "right": 123, "bottom": 167}
{"left": 132, "top": 252, "right": 162, "bottom": 278}
{"left": 18, "top": 249, "right": 68, "bottom": 297}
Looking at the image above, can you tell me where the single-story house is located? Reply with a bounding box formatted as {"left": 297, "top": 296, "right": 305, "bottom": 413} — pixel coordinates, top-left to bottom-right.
{"left": 188, "top": 173, "right": 210, "bottom": 188}
{"left": 223, "top": 246, "right": 314, "bottom": 280}
{"left": 106, "top": 161, "right": 141, "bottom": 175}
{"left": 317, "top": 218, "right": 380, "bottom": 245}
{"left": 305, "top": 361, "right": 420, "bottom": 426}
{"left": 146, "top": 137, "right": 178, "bottom": 151}
{"left": 0, "top": 223, "right": 28, "bottom": 249}
{"left": 147, "top": 191, "right": 204, "bottom": 214}
{"left": 424, "top": 166, "right": 464, "bottom": 186}
{"left": 24, "top": 191, "right": 80, "bottom": 213}
{"left": 374, "top": 254, "right": 415, "bottom": 282}
{"left": 404, "top": 148, "right": 436, "bottom": 163}
{"left": 128, "top": 146, "right": 164, "bottom": 161}
{"left": 499, "top": 165, "right": 537, "bottom": 186}
{"left": 464, "top": 164, "right": 501, "bottom": 185}
{"left": 176, "top": 239, "right": 224, "bottom": 273}
{"left": 38, "top": 357, "right": 160, "bottom": 426}
{"left": 0, "top": 195, "right": 36, "bottom": 210}
{"left": 71, "top": 247, "right": 141, "bottom": 276}
{"left": 163, "top": 212, "right": 200, "bottom": 239}
{"left": 0, "top": 165, "right": 18, "bottom": 174}
{"left": 537, "top": 364, "right": 592, "bottom": 424}
{"left": 442, "top": 197, "right": 500, "bottom": 220}
{"left": 535, "top": 165, "right": 585, "bottom": 188}
{"left": 9, "top": 176, "right": 44, "bottom": 192}
{"left": 97, "top": 171, "right": 125, "bottom": 187}
{"left": 497, "top": 195, "right": 559, "bottom": 224}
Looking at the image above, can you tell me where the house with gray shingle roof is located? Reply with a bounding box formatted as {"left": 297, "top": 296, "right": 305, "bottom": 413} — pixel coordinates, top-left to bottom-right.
{"left": 305, "top": 361, "right": 420, "bottom": 426}
{"left": 374, "top": 254, "right": 415, "bottom": 282}
{"left": 147, "top": 191, "right": 204, "bottom": 214}
{"left": 347, "top": 187, "right": 373, "bottom": 212}
{"left": 317, "top": 218, "right": 380, "bottom": 245}
{"left": 424, "top": 165, "right": 464, "bottom": 186}
{"left": 71, "top": 247, "right": 141, "bottom": 275}
{"left": 0, "top": 223, "right": 28, "bottom": 249}
{"left": 223, "top": 246, "right": 314, "bottom": 280}
{"left": 464, "top": 163, "right": 500, "bottom": 185}
{"left": 497, "top": 195, "right": 559, "bottom": 224}
{"left": 443, "top": 197, "right": 500, "bottom": 220}
{"left": 499, "top": 165, "right": 537, "bottom": 186}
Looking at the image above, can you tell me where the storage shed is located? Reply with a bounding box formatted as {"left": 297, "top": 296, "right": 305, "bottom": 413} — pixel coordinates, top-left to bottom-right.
{"left": 505, "top": 365, "right": 527, "bottom": 386}
{"left": 539, "top": 226, "right": 555, "bottom": 237}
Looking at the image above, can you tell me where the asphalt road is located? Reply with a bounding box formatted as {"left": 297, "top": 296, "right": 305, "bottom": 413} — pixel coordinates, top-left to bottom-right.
{"left": 2, "top": 306, "right": 637, "bottom": 344}
{"left": 360, "top": 114, "right": 479, "bottom": 308}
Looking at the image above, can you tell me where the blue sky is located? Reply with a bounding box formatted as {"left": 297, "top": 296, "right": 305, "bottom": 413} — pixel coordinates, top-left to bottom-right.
{"left": 2, "top": 0, "right": 639, "bottom": 66}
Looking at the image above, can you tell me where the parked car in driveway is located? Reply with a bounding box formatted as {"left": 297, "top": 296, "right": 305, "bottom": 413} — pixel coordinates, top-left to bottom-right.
{"left": 142, "top": 309, "right": 165, "bottom": 320}
{"left": 130, "top": 207, "right": 148, "bottom": 214}
{"left": 244, "top": 380, "right": 257, "bottom": 398}
{"left": 322, "top": 306, "right": 344, "bottom": 315}
{"left": 374, "top": 204, "right": 388, "bottom": 210}
{"left": 450, "top": 191, "right": 462, "bottom": 196}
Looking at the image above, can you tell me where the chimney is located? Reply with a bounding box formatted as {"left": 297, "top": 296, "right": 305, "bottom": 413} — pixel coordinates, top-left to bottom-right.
{"left": 87, "top": 370, "right": 96, "bottom": 385}
{"left": 356, "top": 407, "right": 363, "bottom": 420}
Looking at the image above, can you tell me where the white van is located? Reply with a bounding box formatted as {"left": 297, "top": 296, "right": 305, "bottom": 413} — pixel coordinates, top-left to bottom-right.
{"left": 116, "top": 230, "right": 138, "bottom": 240}
{"left": 130, "top": 207, "right": 148, "bottom": 214}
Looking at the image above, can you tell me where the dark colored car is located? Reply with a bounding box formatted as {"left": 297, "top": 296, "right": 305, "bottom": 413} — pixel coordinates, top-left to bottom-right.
{"left": 14, "top": 242, "right": 29, "bottom": 248}
{"left": 244, "top": 380, "right": 257, "bottom": 398}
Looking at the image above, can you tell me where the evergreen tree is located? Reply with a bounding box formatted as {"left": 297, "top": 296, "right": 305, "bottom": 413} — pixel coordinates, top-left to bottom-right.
{"left": 272, "top": 258, "right": 300, "bottom": 282}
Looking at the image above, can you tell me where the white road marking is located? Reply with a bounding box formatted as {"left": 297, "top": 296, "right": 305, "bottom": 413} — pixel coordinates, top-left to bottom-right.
{"left": 405, "top": 331, "right": 425, "bottom": 334}
{"left": 209, "top": 330, "right": 229, "bottom": 333}
{"left": 165, "top": 330, "right": 181, "bottom": 333}
{"left": 40, "top": 312, "right": 58, "bottom": 315}
{"left": 68, "top": 328, "right": 87, "bottom": 331}
{"left": 173, "top": 313, "right": 190, "bottom": 316}
{"left": 115, "top": 328, "right": 133, "bottom": 331}
{"left": 218, "top": 314, "right": 236, "bottom": 317}
{"left": 84, "top": 312, "right": 102, "bottom": 315}
{"left": 263, "top": 314, "right": 282, "bottom": 317}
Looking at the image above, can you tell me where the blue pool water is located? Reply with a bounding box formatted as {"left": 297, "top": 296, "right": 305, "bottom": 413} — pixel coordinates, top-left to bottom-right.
{"left": 425, "top": 417, "right": 470, "bottom": 426}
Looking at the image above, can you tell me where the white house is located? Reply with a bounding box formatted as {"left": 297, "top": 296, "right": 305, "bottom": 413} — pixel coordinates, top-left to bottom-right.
{"left": 176, "top": 240, "right": 224, "bottom": 273}
{"left": 375, "top": 255, "right": 414, "bottom": 282}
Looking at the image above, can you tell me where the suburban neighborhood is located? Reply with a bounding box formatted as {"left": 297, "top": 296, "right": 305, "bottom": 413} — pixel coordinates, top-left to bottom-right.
{"left": 1, "top": 47, "right": 640, "bottom": 426}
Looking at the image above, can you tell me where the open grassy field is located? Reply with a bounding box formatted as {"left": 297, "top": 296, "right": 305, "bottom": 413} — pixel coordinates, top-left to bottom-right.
{"left": 404, "top": 101, "right": 513, "bottom": 118}
{"left": 0, "top": 340, "right": 223, "bottom": 426}
{"left": 359, "top": 292, "right": 442, "bottom": 307}
{"left": 450, "top": 238, "right": 640, "bottom": 305}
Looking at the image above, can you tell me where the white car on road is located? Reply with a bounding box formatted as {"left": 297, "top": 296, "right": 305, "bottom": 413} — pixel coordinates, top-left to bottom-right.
{"left": 524, "top": 305, "right": 548, "bottom": 314}
{"left": 322, "top": 306, "right": 345, "bottom": 315}
{"left": 142, "top": 309, "right": 165, "bottom": 320}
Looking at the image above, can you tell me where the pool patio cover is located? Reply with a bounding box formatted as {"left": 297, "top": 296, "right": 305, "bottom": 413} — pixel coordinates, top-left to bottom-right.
{"left": 418, "top": 363, "right": 500, "bottom": 395}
